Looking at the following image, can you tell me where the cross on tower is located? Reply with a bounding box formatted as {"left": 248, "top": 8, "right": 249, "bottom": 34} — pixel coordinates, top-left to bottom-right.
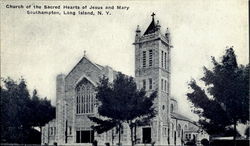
{"left": 151, "top": 12, "right": 155, "bottom": 20}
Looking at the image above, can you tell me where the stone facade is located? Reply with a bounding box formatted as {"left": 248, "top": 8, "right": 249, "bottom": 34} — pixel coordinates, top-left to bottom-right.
{"left": 42, "top": 56, "right": 121, "bottom": 145}
{"left": 41, "top": 15, "right": 208, "bottom": 146}
{"left": 42, "top": 119, "right": 57, "bottom": 144}
{"left": 133, "top": 15, "right": 172, "bottom": 145}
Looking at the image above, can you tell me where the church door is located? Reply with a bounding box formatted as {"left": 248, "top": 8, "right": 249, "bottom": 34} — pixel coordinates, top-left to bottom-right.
{"left": 142, "top": 127, "right": 151, "bottom": 143}
{"left": 76, "top": 130, "right": 94, "bottom": 143}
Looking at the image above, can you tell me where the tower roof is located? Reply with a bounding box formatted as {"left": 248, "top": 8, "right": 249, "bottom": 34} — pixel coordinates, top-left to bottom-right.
{"left": 144, "top": 13, "right": 158, "bottom": 35}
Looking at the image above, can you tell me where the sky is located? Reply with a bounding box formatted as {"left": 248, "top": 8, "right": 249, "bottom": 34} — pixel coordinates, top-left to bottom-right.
{"left": 1, "top": 0, "right": 249, "bottom": 122}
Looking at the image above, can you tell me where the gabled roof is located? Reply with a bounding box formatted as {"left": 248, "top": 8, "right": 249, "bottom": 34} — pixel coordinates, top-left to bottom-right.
{"left": 144, "top": 17, "right": 157, "bottom": 35}
{"left": 170, "top": 97, "right": 177, "bottom": 102}
{"left": 95, "top": 63, "right": 104, "bottom": 70}
{"left": 171, "top": 112, "right": 192, "bottom": 122}
{"left": 65, "top": 56, "right": 102, "bottom": 79}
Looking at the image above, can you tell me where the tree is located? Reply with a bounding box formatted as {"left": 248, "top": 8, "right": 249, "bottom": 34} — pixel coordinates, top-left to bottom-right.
{"left": 30, "top": 89, "right": 56, "bottom": 131}
{"left": 0, "top": 77, "right": 55, "bottom": 143}
{"left": 245, "top": 126, "right": 250, "bottom": 138}
{"left": 89, "top": 72, "right": 157, "bottom": 146}
{"left": 0, "top": 77, "right": 32, "bottom": 143}
{"left": 186, "top": 48, "right": 249, "bottom": 145}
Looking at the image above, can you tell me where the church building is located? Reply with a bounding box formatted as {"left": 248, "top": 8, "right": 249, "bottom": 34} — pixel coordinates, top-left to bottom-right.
{"left": 41, "top": 14, "right": 208, "bottom": 145}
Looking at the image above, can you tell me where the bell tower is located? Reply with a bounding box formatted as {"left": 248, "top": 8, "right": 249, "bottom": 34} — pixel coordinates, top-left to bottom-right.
{"left": 133, "top": 13, "right": 173, "bottom": 144}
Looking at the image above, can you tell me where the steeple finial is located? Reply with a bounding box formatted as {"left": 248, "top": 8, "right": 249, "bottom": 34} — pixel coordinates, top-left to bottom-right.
{"left": 136, "top": 25, "right": 141, "bottom": 32}
{"left": 151, "top": 12, "right": 155, "bottom": 20}
{"left": 84, "top": 50, "right": 86, "bottom": 57}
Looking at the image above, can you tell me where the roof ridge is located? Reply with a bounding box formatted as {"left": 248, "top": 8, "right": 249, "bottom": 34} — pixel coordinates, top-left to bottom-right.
{"left": 65, "top": 56, "right": 102, "bottom": 79}
{"left": 171, "top": 112, "right": 193, "bottom": 123}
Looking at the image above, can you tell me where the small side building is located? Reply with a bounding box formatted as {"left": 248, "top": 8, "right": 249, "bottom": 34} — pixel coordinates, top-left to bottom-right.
{"left": 170, "top": 97, "right": 209, "bottom": 145}
{"left": 41, "top": 119, "right": 57, "bottom": 145}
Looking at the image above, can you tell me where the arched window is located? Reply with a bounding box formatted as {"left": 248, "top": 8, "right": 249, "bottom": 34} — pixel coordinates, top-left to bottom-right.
{"left": 177, "top": 124, "right": 181, "bottom": 137}
{"left": 184, "top": 125, "right": 188, "bottom": 131}
{"left": 181, "top": 129, "right": 183, "bottom": 139}
{"left": 172, "top": 123, "right": 174, "bottom": 137}
{"left": 171, "top": 104, "right": 174, "bottom": 113}
{"left": 76, "top": 79, "right": 95, "bottom": 114}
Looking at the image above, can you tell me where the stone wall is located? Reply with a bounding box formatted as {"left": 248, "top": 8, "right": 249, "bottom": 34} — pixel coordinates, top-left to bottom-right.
{"left": 41, "top": 119, "right": 57, "bottom": 145}
{"left": 56, "top": 74, "right": 66, "bottom": 144}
